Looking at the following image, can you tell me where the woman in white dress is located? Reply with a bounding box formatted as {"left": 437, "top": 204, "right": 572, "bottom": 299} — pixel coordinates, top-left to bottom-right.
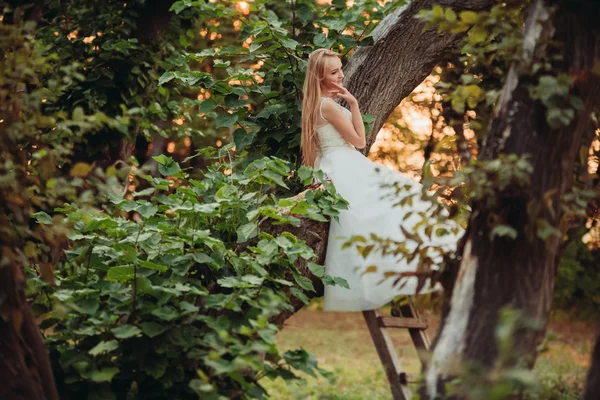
{"left": 301, "top": 48, "right": 462, "bottom": 312}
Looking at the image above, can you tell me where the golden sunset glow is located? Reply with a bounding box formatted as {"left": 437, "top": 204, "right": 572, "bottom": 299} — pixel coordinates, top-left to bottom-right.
{"left": 236, "top": 1, "right": 250, "bottom": 15}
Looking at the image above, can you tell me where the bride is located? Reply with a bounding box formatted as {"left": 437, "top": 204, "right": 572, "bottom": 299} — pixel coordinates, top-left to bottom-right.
{"left": 301, "top": 48, "right": 462, "bottom": 312}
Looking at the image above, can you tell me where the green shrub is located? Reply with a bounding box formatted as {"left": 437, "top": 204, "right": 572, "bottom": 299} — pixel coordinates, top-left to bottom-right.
{"left": 28, "top": 152, "right": 347, "bottom": 399}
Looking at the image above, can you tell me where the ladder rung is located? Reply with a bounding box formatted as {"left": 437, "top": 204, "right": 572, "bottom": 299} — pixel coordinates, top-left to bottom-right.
{"left": 378, "top": 316, "right": 428, "bottom": 330}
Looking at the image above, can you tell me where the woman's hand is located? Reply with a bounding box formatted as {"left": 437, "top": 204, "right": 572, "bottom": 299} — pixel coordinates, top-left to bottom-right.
{"left": 332, "top": 83, "right": 357, "bottom": 105}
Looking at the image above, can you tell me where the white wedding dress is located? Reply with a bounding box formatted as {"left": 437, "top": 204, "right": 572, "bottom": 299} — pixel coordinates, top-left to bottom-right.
{"left": 315, "top": 97, "right": 463, "bottom": 311}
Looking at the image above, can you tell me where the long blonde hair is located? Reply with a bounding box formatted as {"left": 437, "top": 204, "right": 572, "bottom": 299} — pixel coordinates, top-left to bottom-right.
{"left": 301, "top": 49, "right": 340, "bottom": 167}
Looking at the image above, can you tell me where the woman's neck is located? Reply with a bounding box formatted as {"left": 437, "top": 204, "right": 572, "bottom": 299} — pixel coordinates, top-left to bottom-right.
{"left": 321, "top": 88, "right": 336, "bottom": 98}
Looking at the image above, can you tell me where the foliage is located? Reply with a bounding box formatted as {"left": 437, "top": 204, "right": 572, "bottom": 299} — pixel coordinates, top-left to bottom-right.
{"left": 160, "top": 0, "right": 406, "bottom": 165}
{"left": 34, "top": 0, "right": 197, "bottom": 160}
{"left": 28, "top": 149, "right": 349, "bottom": 399}
{"left": 416, "top": 0, "right": 599, "bottom": 274}
{"left": 0, "top": 4, "right": 122, "bottom": 329}
{"left": 350, "top": 2, "right": 534, "bottom": 286}
{"left": 554, "top": 227, "right": 600, "bottom": 317}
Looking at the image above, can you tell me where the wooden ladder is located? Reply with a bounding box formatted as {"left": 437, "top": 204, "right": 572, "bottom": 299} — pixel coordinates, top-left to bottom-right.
{"left": 362, "top": 297, "right": 431, "bottom": 400}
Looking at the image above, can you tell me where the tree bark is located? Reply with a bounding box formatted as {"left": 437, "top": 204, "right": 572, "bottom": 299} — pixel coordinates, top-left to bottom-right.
{"left": 585, "top": 326, "right": 600, "bottom": 400}
{"left": 423, "top": 1, "right": 600, "bottom": 398}
{"left": 344, "top": 0, "right": 497, "bottom": 153}
{"left": 0, "top": 272, "right": 60, "bottom": 400}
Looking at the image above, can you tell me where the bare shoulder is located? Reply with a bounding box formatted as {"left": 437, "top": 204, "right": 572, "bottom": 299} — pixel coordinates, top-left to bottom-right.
{"left": 321, "top": 98, "right": 343, "bottom": 116}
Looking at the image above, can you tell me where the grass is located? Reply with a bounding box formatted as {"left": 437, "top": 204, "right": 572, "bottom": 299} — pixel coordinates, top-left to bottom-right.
{"left": 262, "top": 304, "right": 595, "bottom": 400}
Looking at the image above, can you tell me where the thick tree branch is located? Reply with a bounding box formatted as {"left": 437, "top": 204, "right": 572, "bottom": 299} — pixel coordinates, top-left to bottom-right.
{"left": 343, "top": 0, "right": 497, "bottom": 153}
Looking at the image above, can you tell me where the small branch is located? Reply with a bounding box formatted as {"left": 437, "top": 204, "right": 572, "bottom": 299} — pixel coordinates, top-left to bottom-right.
{"left": 131, "top": 220, "right": 146, "bottom": 317}
{"left": 84, "top": 243, "right": 93, "bottom": 283}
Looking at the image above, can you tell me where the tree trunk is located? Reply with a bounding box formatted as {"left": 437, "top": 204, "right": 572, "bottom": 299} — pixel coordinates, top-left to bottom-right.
{"left": 423, "top": 1, "right": 600, "bottom": 398}
{"left": 0, "top": 269, "right": 60, "bottom": 400}
{"left": 585, "top": 326, "right": 600, "bottom": 400}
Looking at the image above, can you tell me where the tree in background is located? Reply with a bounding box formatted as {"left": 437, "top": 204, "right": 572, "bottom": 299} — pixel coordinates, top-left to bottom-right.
{"left": 417, "top": 1, "right": 600, "bottom": 398}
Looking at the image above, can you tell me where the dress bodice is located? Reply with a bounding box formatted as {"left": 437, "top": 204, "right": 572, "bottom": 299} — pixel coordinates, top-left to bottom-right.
{"left": 316, "top": 98, "right": 355, "bottom": 155}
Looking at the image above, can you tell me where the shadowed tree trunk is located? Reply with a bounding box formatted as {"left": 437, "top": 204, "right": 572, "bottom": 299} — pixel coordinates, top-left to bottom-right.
{"left": 585, "top": 326, "right": 600, "bottom": 400}
{"left": 0, "top": 275, "right": 59, "bottom": 400}
{"left": 422, "top": 1, "right": 600, "bottom": 398}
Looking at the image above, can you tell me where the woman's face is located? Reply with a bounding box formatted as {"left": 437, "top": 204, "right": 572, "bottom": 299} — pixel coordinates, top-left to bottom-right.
{"left": 320, "top": 57, "right": 344, "bottom": 94}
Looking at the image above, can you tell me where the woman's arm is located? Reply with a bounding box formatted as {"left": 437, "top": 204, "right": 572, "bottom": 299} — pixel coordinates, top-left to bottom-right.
{"left": 321, "top": 85, "right": 366, "bottom": 148}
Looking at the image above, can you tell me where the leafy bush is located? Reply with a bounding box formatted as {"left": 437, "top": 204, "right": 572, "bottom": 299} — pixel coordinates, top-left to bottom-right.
{"left": 28, "top": 149, "right": 348, "bottom": 399}
{"left": 554, "top": 227, "right": 600, "bottom": 317}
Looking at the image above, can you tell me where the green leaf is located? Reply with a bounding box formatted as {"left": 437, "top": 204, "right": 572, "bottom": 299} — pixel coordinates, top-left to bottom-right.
{"left": 469, "top": 25, "right": 487, "bottom": 44}
{"left": 297, "top": 4, "right": 313, "bottom": 21}
{"left": 459, "top": 10, "right": 479, "bottom": 24}
{"left": 71, "top": 297, "right": 99, "bottom": 315}
{"left": 359, "top": 36, "right": 374, "bottom": 46}
{"left": 53, "top": 289, "right": 73, "bottom": 301}
{"left": 158, "top": 161, "right": 181, "bottom": 177}
{"left": 219, "top": 275, "right": 263, "bottom": 288}
{"left": 280, "top": 37, "right": 299, "bottom": 49}
{"left": 138, "top": 259, "right": 168, "bottom": 272}
{"left": 263, "top": 170, "right": 289, "bottom": 189}
{"left": 323, "top": 275, "right": 349, "bottom": 288}
{"left": 142, "top": 358, "right": 168, "bottom": 379}
{"left": 313, "top": 33, "right": 335, "bottom": 48}
{"left": 32, "top": 211, "right": 52, "bottom": 225}
{"left": 490, "top": 224, "right": 518, "bottom": 240}
{"left": 307, "top": 262, "right": 325, "bottom": 278}
{"left": 204, "top": 294, "right": 227, "bottom": 309}
{"left": 445, "top": 8, "right": 457, "bottom": 22}
{"left": 89, "top": 340, "right": 119, "bottom": 356}
{"left": 339, "top": 34, "right": 355, "bottom": 48}
{"left": 70, "top": 162, "right": 93, "bottom": 177}
{"left": 137, "top": 203, "right": 158, "bottom": 218}
{"left": 293, "top": 273, "right": 315, "bottom": 292}
{"left": 89, "top": 367, "right": 119, "bottom": 383}
{"left": 152, "top": 155, "right": 181, "bottom": 176}
{"left": 152, "top": 154, "right": 169, "bottom": 165}
{"left": 112, "top": 325, "right": 142, "bottom": 339}
{"left": 233, "top": 128, "right": 255, "bottom": 151}
{"left": 290, "top": 287, "right": 310, "bottom": 304}
{"left": 237, "top": 222, "right": 258, "bottom": 243}
{"left": 140, "top": 321, "right": 168, "bottom": 338}
{"left": 132, "top": 187, "right": 155, "bottom": 197}
{"left": 322, "top": 18, "right": 347, "bottom": 31}
{"left": 199, "top": 99, "right": 217, "bottom": 113}
{"left": 215, "top": 113, "right": 238, "bottom": 129}
{"left": 158, "top": 72, "right": 174, "bottom": 85}
{"left": 152, "top": 306, "right": 179, "bottom": 321}
{"left": 107, "top": 266, "right": 134, "bottom": 282}
{"left": 297, "top": 166, "right": 313, "bottom": 184}
{"left": 432, "top": 5, "right": 444, "bottom": 18}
